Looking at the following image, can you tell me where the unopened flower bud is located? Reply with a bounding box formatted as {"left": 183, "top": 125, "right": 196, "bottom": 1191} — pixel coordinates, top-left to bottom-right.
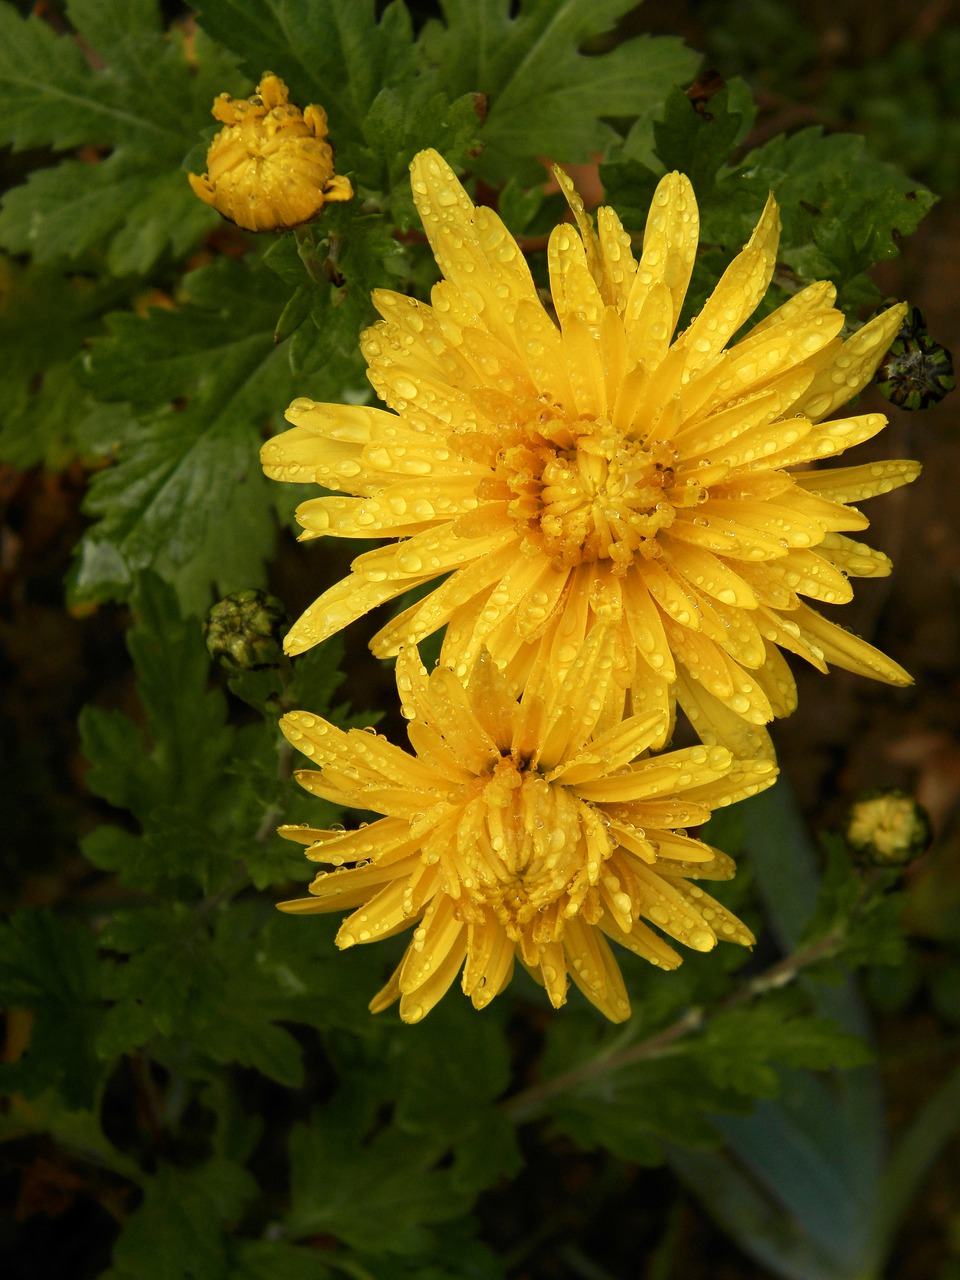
{"left": 188, "top": 73, "right": 353, "bottom": 232}
{"left": 205, "top": 589, "right": 287, "bottom": 671}
{"left": 844, "top": 788, "right": 932, "bottom": 867}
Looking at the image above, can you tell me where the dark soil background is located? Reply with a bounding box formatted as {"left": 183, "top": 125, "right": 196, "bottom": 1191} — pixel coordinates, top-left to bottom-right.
{"left": 3, "top": 0, "right": 960, "bottom": 1277}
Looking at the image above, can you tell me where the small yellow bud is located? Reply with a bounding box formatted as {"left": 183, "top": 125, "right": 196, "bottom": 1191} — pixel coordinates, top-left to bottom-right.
{"left": 844, "top": 788, "right": 933, "bottom": 867}
{"left": 188, "top": 73, "right": 353, "bottom": 232}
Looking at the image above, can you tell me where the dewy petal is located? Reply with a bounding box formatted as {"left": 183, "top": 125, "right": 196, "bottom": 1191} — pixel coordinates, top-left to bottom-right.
{"left": 795, "top": 302, "right": 908, "bottom": 422}
{"left": 790, "top": 602, "right": 914, "bottom": 686}
{"left": 277, "top": 646, "right": 769, "bottom": 1022}
{"left": 674, "top": 193, "right": 780, "bottom": 378}
{"left": 551, "top": 163, "right": 605, "bottom": 292}
{"left": 266, "top": 149, "right": 918, "bottom": 755}
{"left": 625, "top": 171, "right": 698, "bottom": 333}
{"left": 462, "top": 915, "right": 516, "bottom": 1008}
{"left": 410, "top": 150, "right": 540, "bottom": 349}
{"left": 817, "top": 532, "right": 892, "bottom": 579}
{"left": 549, "top": 220, "right": 604, "bottom": 328}
{"left": 597, "top": 206, "right": 639, "bottom": 312}
{"left": 792, "top": 459, "right": 922, "bottom": 505}
{"left": 563, "top": 915, "right": 631, "bottom": 1023}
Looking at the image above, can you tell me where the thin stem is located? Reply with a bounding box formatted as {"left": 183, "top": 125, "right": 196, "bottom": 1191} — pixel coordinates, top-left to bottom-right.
{"left": 502, "top": 929, "right": 844, "bottom": 1124}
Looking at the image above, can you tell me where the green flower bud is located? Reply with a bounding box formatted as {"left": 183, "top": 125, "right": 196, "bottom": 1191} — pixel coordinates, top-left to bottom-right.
{"left": 873, "top": 300, "right": 955, "bottom": 410}
{"left": 844, "top": 788, "right": 932, "bottom": 867}
{"left": 204, "top": 589, "right": 287, "bottom": 672}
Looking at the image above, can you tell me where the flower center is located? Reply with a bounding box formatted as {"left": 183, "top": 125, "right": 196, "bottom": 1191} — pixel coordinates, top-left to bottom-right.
{"left": 445, "top": 755, "right": 613, "bottom": 941}
{"left": 494, "top": 403, "right": 707, "bottom": 572}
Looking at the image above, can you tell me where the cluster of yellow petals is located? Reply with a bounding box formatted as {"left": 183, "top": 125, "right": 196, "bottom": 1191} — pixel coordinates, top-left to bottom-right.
{"left": 263, "top": 149, "right": 918, "bottom": 758}
{"left": 266, "top": 147, "right": 920, "bottom": 1021}
{"left": 188, "top": 73, "right": 353, "bottom": 232}
{"left": 278, "top": 631, "right": 776, "bottom": 1023}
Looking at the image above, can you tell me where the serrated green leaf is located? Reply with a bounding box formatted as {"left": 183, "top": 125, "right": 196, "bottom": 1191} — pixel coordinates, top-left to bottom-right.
{"left": 73, "top": 258, "right": 338, "bottom": 612}
{"left": 81, "top": 576, "right": 358, "bottom": 900}
{"left": 195, "top": 0, "right": 416, "bottom": 154}
{"left": 697, "top": 1003, "right": 873, "bottom": 1095}
{"left": 0, "top": 161, "right": 216, "bottom": 274}
{"left": 99, "top": 904, "right": 312, "bottom": 1084}
{"left": 603, "top": 81, "right": 757, "bottom": 228}
{"left": 232, "top": 1240, "right": 335, "bottom": 1280}
{"left": 738, "top": 127, "right": 936, "bottom": 307}
{"left": 0, "top": 0, "right": 171, "bottom": 153}
{"left": 0, "top": 2, "right": 242, "bottom": 274}
{"left": 0, "top": 256, "right": 113, "bottom": 467}
{"left": 0, "top": 912, "right": 107, "bottom": 1108}
{"left": 103, "top": 1155, "right": 256, "bottom": 1280}
{"left": 0, "top": 1085, "right": 138, "bottom": 1181}
{"left": 79, "top": 574, "right": 241, "bottom": 892}
{"left": 420, "top": 1, "right": 700, "bottom": 183}
{"left": 288, "top": 1092, "right": 474, "bottom": 1255}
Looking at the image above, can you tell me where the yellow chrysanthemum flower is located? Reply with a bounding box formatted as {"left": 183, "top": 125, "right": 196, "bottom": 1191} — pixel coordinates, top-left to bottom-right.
{"left": 277, "top": 630, "right": 776, "bottom": 1023}
{"left": 262, "top": 149, "right": 919, "bottom": 753}
{"left": 189, "top": 73, "right": 353, "bottom": 232}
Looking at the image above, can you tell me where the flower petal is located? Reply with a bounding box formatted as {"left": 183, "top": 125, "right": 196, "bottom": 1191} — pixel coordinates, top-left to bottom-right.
{"left": 625, "top": 171, "right": 698, "bottom": 333}
{"left": 792, "top": 459, "right": 922, "bottom": 504}
{"left": 675, "top": 194, "right": 780, "bottom": 377}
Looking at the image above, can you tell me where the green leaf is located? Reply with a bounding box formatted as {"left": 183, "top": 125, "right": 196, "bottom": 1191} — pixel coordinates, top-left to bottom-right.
{"left": 738, "top": 127, "right": 936, "bottom": 308}
{"left": 97, "top": 901, "right": 361, "bottom": 1082}
{"left": 0, "top": 912, "right": 107, "bottom": 1108}
{"left": 605, "top": 93, "right": 935, "bottom": 316}
{"left": 232, "top": 1241, "right": 335, "bottom": 1280}
{"left": 78, "top": 574, "right": 245, "bottom": 894}
{"left": 0, "top": 160, "right": 216, "bottom": 275}
{"left": 288, "top": 1090, "right": 474, "bottom": 1255}
{"left": 390, "top": 996, "right": 521, "bottom": 1195}
{"left": 357, "top": 85, "right": 482, "bottom": 220}
{"left": 695, "top": 1002, "right": 873, "bottom": 1099}
{"left": 195, "top": 0, "right": 417, "bottom": 153}
{"left": 795, "top": 835, "right": 906, "bottom": 974}
{"left": 80, "top": 576, "right": 359, "bottom": 903}
{"left": 73, "top": 257, "right": 340, "bottom": 612}
{"left": 99, "top": 905, "right": 308, "bottom": 1084}
{"left": 0, "top": 2, "right": 242, "bottom": 273}
{"left": 601, "top": 81, "right": 757, "bottom": 236}
{"left": 420, "top": 1, "right": 701, "bottom": 183}
{"left": 103, "top": 1155, "right": 256, "bottom": 1280}
{"left": 0, "top": 256, "right": 111, "bottom": 468}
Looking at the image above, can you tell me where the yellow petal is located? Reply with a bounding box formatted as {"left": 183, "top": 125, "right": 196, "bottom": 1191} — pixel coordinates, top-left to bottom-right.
{"left": 426, "top": 665, "right": 501, "bottom": 773}
{"left": 563, "top": 915, "right": 631, "bottom": 1022}
{"left": 399, "top": 930, "right": 468, "bottom": 1023}
{"left": 816, "top": 532, "right": 892, "bottom": 579}
{"left": 625, "top": 171, "right": 698, "bottom": 333}
{"left": 399, "top": 893, "right": 465, "bottom": 993}
{"left": 409, "top": 150, "right": 540, "bottom": 347}
{"left": 791, "top": 602, "right": 913, "bottom": 686}
{"left": 550, "top": 709, "right": 666, "bottom": 786}
{"left": 674, "top": 194, "right": 779, "bottom": 377}
{"left": 463, "top": 917, "right": 517, "bottom": 1009}
{"left": 674, "top": 668, "right": 777, "bottom": 759}
{"left": 659, "top": 879, "right": 755, "bottom": 947}
{"left": 792, "top": 459, "right": 922, "bottom": 505}
{"left": 597, "top": 914, "right": 682, "bottom": 970}
{"left": 551, "top": 164, "right": 604, "bottom": 287}
{"left": 597, "top": 205, "right": 638, "bottom": 312}
{"left": 376, "top": 537, "right": 524, "bottom": 659}
{"left": 795, "top": 303, "right": 908, "bottom": 421}
{"left": 336, "top": 873, "right": 435, "bottom": 948}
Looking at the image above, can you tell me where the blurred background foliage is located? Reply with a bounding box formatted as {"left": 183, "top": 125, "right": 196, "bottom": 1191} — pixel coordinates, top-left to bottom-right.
{"left": 2, "top": 1, "right": 960, "bottom": 1277}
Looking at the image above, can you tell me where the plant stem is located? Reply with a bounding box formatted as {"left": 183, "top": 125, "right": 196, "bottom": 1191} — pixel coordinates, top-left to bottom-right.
{"left": 502, "top": 930, "right": 844, "bottom": 1124}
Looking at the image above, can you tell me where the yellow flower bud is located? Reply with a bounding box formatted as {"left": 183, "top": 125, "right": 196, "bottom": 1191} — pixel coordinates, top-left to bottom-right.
{"left": 844, "top": 788, "right": 932, "bottom": 867}
{"left": 188, "top": 73, "right": 353, "bottom": 232}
